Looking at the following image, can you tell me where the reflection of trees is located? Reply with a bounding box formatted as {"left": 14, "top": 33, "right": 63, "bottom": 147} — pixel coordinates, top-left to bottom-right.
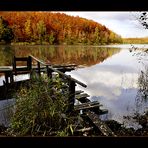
{"left": 131, "top": 46, "right": 148, "bottom": 112}
{"left": 0, "top": 45, "right": 14, "bottom": 66}
{"left": 124, "top": 67, "right": 148, "bottom": 129}
{"left": 131, "top": 12, "right": 148, "bottom": 112}
{"left": 13, "top": 45, "right": 121, "bottom": 66}
{"left": 135, "top": 67, "right": 148, "bottom": 111}
{"left": 0, "top": 45, "right": 121, "bottom": 67}
{"left": 123, "top": 13, "right": 148, "bottom": 128}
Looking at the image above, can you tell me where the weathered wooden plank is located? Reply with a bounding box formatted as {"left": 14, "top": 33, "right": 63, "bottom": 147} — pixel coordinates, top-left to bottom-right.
{"left": 52, "top": 64, "right": 77, "bottom": 68}
{"left": 74, "top": 101, "right": 102, "bottom": 111}
{"left": 29, "top": 55, "right": 48, "bottom": 66}
{"left": 57, "top": 67, "right": 75, "bottom": 73}
{"left": 13, "top": 71, "right": 31, "bottom": 75}
{"left": 76, "top": 92, "right": 108, "bottom": 114}
{"left": 75, "top": 93, "right": 90, "bottom": 103}
{"left": 85, "top": 110, "right": 116, "bottom": 136}
{"left": 76, "top": 97, "right": 91, "bottom": 103}
{"left": 75, "top": 101, "right": 100, "bottom": 107}
{"left": 33, "top": 67, "right": 75, "bottom": 73}
{"left": 0, "top": 65, "right": 75, "bottom": 72}
{"left": 75, "top": 90, "right": 84, "bottom": 95}
{"left": 0, "top": 65, "right": 45, "bottom": 70}
{"left": 13, "top": 67, "right": 28, "bottom": 71}
{"left": 0, "top": 66, "right": 12, "bottom": 69}
{"left": 14, "top": 57, "right": 29, "bottom": 61}
{"left": 75, "top": 93, "right": 90, "bottom": 99}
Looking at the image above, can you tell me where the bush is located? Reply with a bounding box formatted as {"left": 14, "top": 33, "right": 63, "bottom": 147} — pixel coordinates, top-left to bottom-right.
{"left": 7, "top": 74, "right": 78, "bottom": 136}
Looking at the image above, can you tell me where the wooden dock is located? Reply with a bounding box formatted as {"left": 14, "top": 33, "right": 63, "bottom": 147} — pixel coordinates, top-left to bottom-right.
{"left": 0, "top": 55, "right": 115, "bottom": 136}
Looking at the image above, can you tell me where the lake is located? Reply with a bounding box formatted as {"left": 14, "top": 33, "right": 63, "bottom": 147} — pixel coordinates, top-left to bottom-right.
{"left": 0, "top": 44, "right": 148, "bottom": 128}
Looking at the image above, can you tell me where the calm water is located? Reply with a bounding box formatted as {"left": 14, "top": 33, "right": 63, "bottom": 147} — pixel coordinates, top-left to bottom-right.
{"left": 0, "top": 44, "right": 148, "bottom": 127}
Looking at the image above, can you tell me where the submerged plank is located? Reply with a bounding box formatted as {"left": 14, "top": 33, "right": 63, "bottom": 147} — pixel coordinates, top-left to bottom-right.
{"left": 75, "top": 93, "right": 90, "bottom": 103}
{"left": 75, "top": 90, "right": 84, "bottom": 95}
{"left": 52, "top": 64, "right": 77, "bottom": 68}
{"left": 75, "top": 93, "right": 90, "bottom": 99}
{"left": 85, "top": 110, "right": 116, "bottom": 136}
{"left": 74, "top": 103, "right": 102, "bottom": 111}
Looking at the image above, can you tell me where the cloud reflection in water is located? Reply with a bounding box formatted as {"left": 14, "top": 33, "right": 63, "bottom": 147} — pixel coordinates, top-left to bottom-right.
{"left": 69, "top": 49, "right": 144, "bottom": 125}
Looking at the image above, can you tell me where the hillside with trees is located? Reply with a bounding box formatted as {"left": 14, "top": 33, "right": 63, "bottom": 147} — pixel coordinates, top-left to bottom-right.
{"left": 0, "top": 12, "right": 123, "bottom": 45}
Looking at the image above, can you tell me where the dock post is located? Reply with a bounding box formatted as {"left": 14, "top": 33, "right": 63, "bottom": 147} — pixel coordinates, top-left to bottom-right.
{"left": 46, "top": 65, "right": 53, "bottom": 79}
{"left": 37, "top": 62, "right": 41, "bottom": 76}
{"left": 13, "top": 56, "right": 17, "bottom": 75}
{"left": 67, "top": 80, "right": 76, "bottom": 113}
{"left": 4, "top": 71, "right": 9, "bottom": 85}
{"left": 27, "top": 56, "right": 32, "bottom": 70}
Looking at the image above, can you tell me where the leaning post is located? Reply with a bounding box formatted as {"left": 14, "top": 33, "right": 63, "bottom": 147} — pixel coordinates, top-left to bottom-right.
{"left": 27, "top": 56, "right": 32, "bottom": 71}
{"left": 68, "top": 79, "right": 76, "bottom": 113}
{"left": 37, "top": 62, "right": 41, "bottom": 76}
{"left": 46, "top": 65, "right": 53, "bottom": 79}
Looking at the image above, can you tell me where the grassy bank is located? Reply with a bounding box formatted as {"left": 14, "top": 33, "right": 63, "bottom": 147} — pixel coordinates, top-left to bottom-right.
{"left": 123, "top": 37, "right": 148, "bottom": 44}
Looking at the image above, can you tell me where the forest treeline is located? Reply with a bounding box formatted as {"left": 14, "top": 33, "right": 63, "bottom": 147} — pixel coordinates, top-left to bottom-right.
{"left": 123, "top": 37, "right": 148, "bottom": 44}
{"left": 0, "top": 12, "right": 123, "bottom": 45}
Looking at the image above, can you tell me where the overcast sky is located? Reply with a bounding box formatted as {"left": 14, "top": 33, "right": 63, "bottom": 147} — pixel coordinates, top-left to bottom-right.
{"left": 57, "top": 11, "right": 148, "bottom": 38}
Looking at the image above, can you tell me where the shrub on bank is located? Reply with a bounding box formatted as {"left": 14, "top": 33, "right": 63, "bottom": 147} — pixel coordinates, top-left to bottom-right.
{"left": 6, "top": 74, "right": 79, "bottom": 136}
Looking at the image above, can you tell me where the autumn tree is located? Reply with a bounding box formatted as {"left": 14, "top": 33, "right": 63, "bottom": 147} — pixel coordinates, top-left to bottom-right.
{"left": 24, "top": 19, "right": 32, "bottom": 42}
{"left": 37, "top": 20, "right": 46, "bottom": 44}
{"left": 48, "top": 32, "right": 55, "bottom": 45}
{"left": 94, "top": 27, "right": 100, "bottom": 45}
{"left": 0, "top": 16, "right": 14, "bottom": 43}
{"left": 0, "top": 12, "right": 123, "bottom": 45}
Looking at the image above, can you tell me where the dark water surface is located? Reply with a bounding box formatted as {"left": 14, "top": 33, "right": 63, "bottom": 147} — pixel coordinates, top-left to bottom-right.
{"left": 0, "top": 44, "right": 148, "bottom": 127}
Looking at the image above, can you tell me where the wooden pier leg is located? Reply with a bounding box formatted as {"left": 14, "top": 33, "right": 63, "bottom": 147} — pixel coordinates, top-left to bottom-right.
{"left": 9, "top": 71, "right": 14, "bottom": 83}
{"left": 27, "top": 56, "right": 32, "bottom": 70}
{"left": 27, "top": 56, "right": 32, "bottom": 78}
{"left": 46, "top": 66, "right": 53, "bottom": 79}
{"left": 67, "top": 80, "right": 76, "bottom": 113}
{"left": 4, "top": 71, "right": 14, "bottom": 85}
{"left": 37, "top": 62, "right": 41, "bottom": 76}
{"left": 4, "top": 71, "right": 9, "bottom": 84}
{"left": 3, "top": 80, "right": 7, "bottom": 99}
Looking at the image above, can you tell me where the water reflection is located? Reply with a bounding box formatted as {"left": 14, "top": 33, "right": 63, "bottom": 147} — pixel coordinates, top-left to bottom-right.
{"left": 0, "top": 45, "right": 148, "bottom": 127}
{"left": 0, "top": 45, "right": 14, "bottom": 66}
{"left": 0, "top": 45, "right": 122, "bottom": 126}
{"left": 135, "top": 67, "right": 148, "bottom": 113}
{"left": 70, "top": 64, "right": 138, "bottom": 121}
{"left": 0, "top": 99, "right": 15, "bottom": 126}
{"left": 0, "top": 45, "right": 121, "bottom": 67}
{"left": 69, "top": 47, "right": 148, "bottom": 125}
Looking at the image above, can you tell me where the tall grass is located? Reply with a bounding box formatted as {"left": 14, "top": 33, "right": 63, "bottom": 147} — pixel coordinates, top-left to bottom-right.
{"left": 6, "top": 74, "right": 80, "bottom": 136}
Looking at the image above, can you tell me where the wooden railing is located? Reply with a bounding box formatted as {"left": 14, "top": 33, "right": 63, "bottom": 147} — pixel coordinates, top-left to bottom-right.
{"left": 13, "top": 56, "right": 32, "bottom": 75}
{"left": 0, "top": 55, "right": 87, "bottom": 112}
{"left": 0, "top": 55, "right": 116, "bottom": 136}
{"left": 29, "top": 55, "right": 87, "bottom": 112}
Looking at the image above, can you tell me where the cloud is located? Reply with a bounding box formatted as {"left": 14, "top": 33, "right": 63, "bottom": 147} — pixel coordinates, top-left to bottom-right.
{"left": 70, "top": 63, "right": 138, "bottom": 100}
